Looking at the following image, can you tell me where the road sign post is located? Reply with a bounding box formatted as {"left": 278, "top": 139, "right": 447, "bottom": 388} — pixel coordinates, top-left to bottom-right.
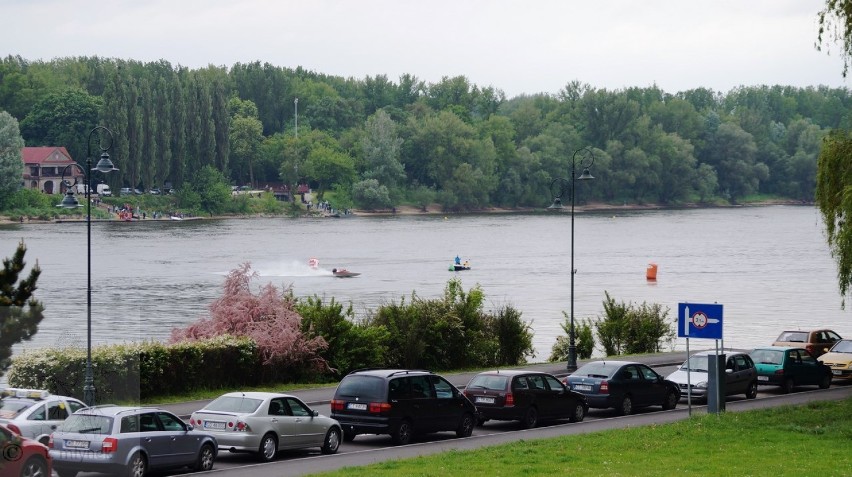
{"left": 678, "top": 302, "right": 725, "bottom": 414}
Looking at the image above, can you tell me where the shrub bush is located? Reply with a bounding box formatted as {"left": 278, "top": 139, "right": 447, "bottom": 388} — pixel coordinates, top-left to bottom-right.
{"left": 592, "top": 291, "right": 675, "bottom": 356}
{"left": 8, "top": 335, "right": 259, "bottom": 402}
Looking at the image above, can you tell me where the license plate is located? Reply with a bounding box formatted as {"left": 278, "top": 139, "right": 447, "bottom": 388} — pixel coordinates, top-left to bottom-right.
{"left": 475, "top": 397, "right": 495, "bottom": 404}
{"left": 573, "top": 384, "right": 593, "bottom": 391}
{"left": 65, "top": 440, "right": 89, "bottom": 449}
{"left": 347, "top": 403, "right": 367, "bottom": 411}
{"left": 833, "top": 370, "right": 841, "bottom": 375}
{"left": 203, "top": 421, "right": 226, "bottom": 430}
{"left": 758, "top": 376, "right": 769, "bottom": 381}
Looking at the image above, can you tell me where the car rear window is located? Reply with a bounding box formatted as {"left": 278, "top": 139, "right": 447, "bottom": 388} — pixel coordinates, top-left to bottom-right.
{"left": 59, "top": 414, "right": 113, "bottom": 434}
{"left": 776, "top": 331, "right": 808, "bottom": 342}
{"left": 0, "top": 399, "right": 33, "bottom": 418}
{"left": 205, "top": 396, "right": 263, "bottom": 413}
{"left": 574, "top": 362, "right": 620, "bottom": 378}
{"left": 467, "top": 375, "right": 509, "bottom": 391}
{"left": 336, "top": 375, "right": 386, "bottom": 401}
{"left": 751, "top": 349, "right": 784, "bottom": 365}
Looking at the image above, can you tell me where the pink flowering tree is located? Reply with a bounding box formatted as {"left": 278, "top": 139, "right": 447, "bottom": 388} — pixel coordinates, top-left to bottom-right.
{"left": 171, "top": 262, "right": 328, "bottom": 377}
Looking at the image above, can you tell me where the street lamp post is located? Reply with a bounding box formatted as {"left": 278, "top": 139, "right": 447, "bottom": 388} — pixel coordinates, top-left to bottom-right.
{"left": 57, "top": 126, "right": 118, "bottom": 406}
{"left": 548, "top": 147, "right": 595, "bottom": 372}
{"left": 294, "top": 97, "right": 299, "bottom": 137}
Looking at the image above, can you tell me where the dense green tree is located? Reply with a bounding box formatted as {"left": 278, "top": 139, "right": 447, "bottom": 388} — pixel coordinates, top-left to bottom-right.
{"left": 0, "top": 111, "right": 24, "bottom": 207}
{"left": 351, "top": 178, "right": 392, "bottom": 210}
{"left": 0, "top": 241, "right": 43, "bottom": 377}
{"left": 18, "top": 89, "right": 102, "bottom": 163}
{"left": 187, "top": 165, "right": 232, "bottom": 214}
{"left": 361, "top": 110, "right": 405, "bottom": 196}
{"left": 816, "top": 129, "right": 852, "bottom": 307}
{"left": 302, "top": 144, "right": 356, "bottom": 199}
{"left": 818, "top": 0, "right": 852, "bottom": 77}
{"left": 228, "top": 98, "right": 264, "bottom": 187}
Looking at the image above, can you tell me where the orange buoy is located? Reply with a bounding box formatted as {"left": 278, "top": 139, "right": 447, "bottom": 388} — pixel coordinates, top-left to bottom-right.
{"left": 646, "top": 263, "right": 658, "bottom": 280}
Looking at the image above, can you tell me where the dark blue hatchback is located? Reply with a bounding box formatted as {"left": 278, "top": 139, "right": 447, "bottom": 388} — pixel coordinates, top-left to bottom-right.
{"left": 563, "top": 360, "right": 681, "bottom": 415}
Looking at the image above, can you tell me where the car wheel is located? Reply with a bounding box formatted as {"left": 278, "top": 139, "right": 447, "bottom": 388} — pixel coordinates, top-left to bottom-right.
{"left": 193, "top": 443, "right": 215, "bottom": 471}
{"left": 781, "top": 378, "right": 795, "bottom": 394}
{"left": 321, "top": 427, "right": 342, "bottom": 454}
{"left": 521, "top": 406, "right": 539, "bottom": 429}
{"left": 819, "top": 374, "right": 832, "bottom": 389}
{"left": 343, "top": 429, "right": 356, "bottom": 442}
{"left": 745, "top": 381, "right": 758, "bottom": 399}
{"left": 568, "top": 402, "right": 586, "bottom": 423}
{"left": 618, "top": 395, "right": 633, "bottom": 416}
{"left": 21, "top": 456, "right": 48, "bottom": 477}
{"left": 258, "top": 433, "right": 278, "bottom": 462}
{"left": 127, "top": 452, "right": 146, "bottom": 477}
{"left": 662, "top": 389, "right": 679, "bottom": 410}
{"left": 456, "top": 413, "right": 475, "bottom": 438}
{"left": 391, "top": 420, "right": 413, "bottom": 445}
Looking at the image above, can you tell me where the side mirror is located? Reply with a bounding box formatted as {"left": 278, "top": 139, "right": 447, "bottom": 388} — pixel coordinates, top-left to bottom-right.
{"left": 312, "top": 410, "right": 319, "bottom": 417}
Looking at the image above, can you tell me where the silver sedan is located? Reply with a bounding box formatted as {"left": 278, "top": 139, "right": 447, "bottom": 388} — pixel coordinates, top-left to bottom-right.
{"left": 189, "top": 391, "right": 342, "bottom": 462}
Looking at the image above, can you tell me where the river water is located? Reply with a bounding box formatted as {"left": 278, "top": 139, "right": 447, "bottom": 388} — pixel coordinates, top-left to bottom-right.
{"left": 2, "top": 205, "right": 851, "bottom": 362}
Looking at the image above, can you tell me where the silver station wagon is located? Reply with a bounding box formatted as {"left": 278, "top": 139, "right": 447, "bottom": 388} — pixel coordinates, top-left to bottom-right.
{"left": 189, "top": 391, "right": 342, "bottom": 462}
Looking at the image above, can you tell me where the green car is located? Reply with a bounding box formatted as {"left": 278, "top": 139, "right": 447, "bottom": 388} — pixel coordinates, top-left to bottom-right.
{"left": 749, "top": 346, "right": 833, "bottom": 393}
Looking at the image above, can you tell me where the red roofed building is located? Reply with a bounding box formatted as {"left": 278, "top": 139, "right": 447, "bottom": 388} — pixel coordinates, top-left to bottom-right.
{"left": 21, "top": 147, "right": 83, "bottom": 194}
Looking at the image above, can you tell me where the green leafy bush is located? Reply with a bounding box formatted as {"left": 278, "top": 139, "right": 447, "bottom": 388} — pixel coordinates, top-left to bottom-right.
{"left": 592, "top": 291, "right": 675, "bottom": 356}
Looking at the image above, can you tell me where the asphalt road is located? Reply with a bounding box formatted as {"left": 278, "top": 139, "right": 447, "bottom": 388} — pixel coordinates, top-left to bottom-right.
{"left": 63, "top": 352, "right": 852, "bottom": 477}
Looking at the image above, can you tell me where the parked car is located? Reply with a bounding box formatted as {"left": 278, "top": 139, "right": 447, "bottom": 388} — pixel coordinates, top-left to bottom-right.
{"left": 563, "top": 361, "right": 681, "bottom": 415}
{"left": 666, "top": 351, "right": 759, "bottom": 401}
{"left": 772, "top": 329, "right": 842, "bottom": 358}
{"left": 119, "top": 187, "right": 132, "bottom": 196}
{"left": 49, "top": 405, "right": 217, "bottom": 477}
{"left": 1, "top": 422, "right": 51, "bottom": 477}
{"left": 818, "top": 339, "right": 852, "bottom": 381}
{"left": 330, "top": 369, "right": 477, "bottom": 445}
{"left": 0, "top": 388, "right": 86, "bottom": 445}
{"left": 189, "top": 392, "right": 341, "bottom": 462}
{"left": 463, "top": 370, "right": 587, "bottom": 428}
{"left": 750, "top": 346, "right": 833, "bottom": 393}
{"left": 149, "top": 188, "right": 161, "bottom": 195}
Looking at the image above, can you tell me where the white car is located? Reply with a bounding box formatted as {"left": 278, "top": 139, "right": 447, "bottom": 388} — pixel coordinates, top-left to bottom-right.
{"left": 0, "top": 388, "right": 86, "bottom": 444}
{"left": 189, "top": 392, "right": 342, "bottom": 462}
{"left": 666, "top": 351, "right": 759, "bottom": 401}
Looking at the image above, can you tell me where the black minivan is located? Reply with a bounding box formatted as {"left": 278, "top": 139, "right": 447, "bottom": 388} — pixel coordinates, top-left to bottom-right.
{"left": 330, "top": 369, "right": 477, "bottom": 445}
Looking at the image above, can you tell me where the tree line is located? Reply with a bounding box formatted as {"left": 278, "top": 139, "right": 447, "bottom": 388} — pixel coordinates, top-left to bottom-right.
{"left": 2, "top": 54, "right": 851, "bottom": 211}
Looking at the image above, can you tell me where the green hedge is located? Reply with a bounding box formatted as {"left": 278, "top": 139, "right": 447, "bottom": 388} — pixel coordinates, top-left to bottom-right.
{"left": 8, "top": 335, "right": 259, "bottom": 402}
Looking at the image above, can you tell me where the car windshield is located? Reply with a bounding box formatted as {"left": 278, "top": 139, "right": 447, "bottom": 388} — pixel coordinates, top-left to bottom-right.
{"left": 336, "top": 375, "right": 385, "bottom": 401}
{"left": 466, "top": 375, "right": 509, "bottom": 391}
{"left": 573, "top": 362, "right": 620, "bottom": 378}
{"left": 680, "top": 355, "right": 712, "bottom": 372}
{"left": 59, "top": 414, "right": 112, "bottom": 434}
{"left": 205, "top": 396, "right": 263, "bottom": 413}
{"left": 776, "top": 331, "right": 808, "bottom": 342}
{"left": 0, "top": 399, "right": 33, "bottom": 418}
{"left": 829, "top": 340, "right": 852, "bottom": 353}
{"left": 751, "top": 349, "right": 784, "bottom": 365}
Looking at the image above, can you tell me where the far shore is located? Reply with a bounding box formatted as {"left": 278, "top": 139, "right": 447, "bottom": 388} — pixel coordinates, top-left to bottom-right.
{"left": 0, "top": 199, "right": 813, "bottom": 225}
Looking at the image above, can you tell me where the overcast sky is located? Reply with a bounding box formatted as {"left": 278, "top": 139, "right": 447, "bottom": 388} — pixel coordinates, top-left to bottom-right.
{"left": 2, "top": 0, "right": 848, "bottom": 98}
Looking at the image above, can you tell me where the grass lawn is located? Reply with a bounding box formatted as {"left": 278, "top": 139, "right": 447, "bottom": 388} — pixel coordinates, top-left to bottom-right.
{"left": 311, "top": 398, "right": 852, "bottom": 477}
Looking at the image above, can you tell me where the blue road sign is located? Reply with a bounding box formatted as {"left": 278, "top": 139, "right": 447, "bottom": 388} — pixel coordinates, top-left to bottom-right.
{"left": 678, "top": 303, "right": 723, "bottom": 340}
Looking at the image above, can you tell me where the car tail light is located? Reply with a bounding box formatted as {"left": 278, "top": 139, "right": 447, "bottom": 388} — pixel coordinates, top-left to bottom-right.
{"left": 48, "top": 434, "right": 54, "bottom": 449}
{"left": 774, "top": 369, "right": 785, "bottom": 375}
{"left": 6, "top": 423, "right": 21, "bottom": 435}
{"left": 599, "top": 381, "right": 609, "bottom": 393}
{"left": 102, "top": 437, "right": 119, "bottom": 453}
{"left": 505, "top": 393, "right": 514, "bottom": 407}
{"left": 189, "top": 418, "right": 196, "bottom": 426}
{"left": 234, "top": 421, "right": 250, "bottom": 432}
{"left": 330, "top": 399, "right": 345, "bottom": 411}
{"left": 369, "top": 402, "right": 392, "bottom": 414}
{"left": 806, "top": 345, "right": 814, "bottom": 355}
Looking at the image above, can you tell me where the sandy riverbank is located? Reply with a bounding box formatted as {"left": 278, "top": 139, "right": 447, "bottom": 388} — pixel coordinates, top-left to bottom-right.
{"left": 0, "top": 199, "right": 811, "bottom": 225}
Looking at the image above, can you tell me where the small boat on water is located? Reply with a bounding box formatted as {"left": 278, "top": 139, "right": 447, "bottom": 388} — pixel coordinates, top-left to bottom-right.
{"left": 449, "top": 256, "right": 471, "bottom": 271}
{"left": 332, "top": 268, "right": 360, "bottom": 278}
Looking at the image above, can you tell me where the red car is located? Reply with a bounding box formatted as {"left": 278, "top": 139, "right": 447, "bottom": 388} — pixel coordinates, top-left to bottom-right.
{"left": 0, "top": 423, "right": 51, "bottom": 477}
